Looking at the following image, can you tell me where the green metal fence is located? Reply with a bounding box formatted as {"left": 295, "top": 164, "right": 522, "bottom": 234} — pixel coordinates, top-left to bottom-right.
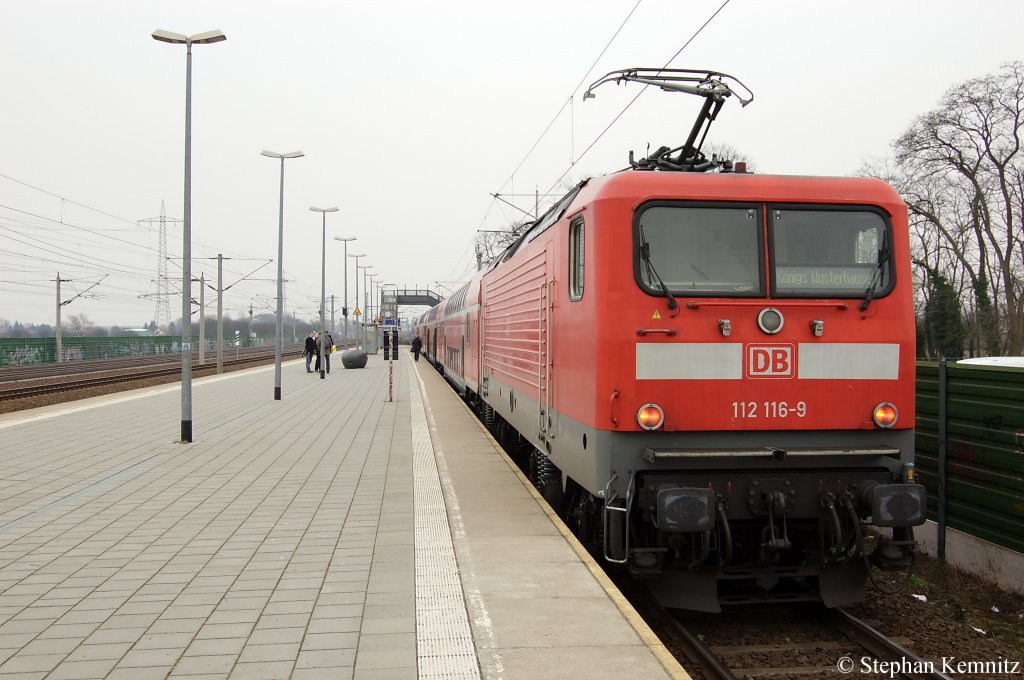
{"left": 915, "top": 360, "right": 1024, "bottom": 555}
{"left": 0, "top": 336, "right": 276, "bottom": 367}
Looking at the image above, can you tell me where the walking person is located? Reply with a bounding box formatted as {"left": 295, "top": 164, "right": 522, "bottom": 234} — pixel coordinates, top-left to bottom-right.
{"left": 304, "top": 331, "right": 316, "bottom": 373}
{"left": 323, "top": 331, "right": 334, "bottom": 374}
{"left": 314, "top": 331, "right": 323, "bottom": 374}
{"left": 410, "top": 335, "right": 422, "bottom": 362}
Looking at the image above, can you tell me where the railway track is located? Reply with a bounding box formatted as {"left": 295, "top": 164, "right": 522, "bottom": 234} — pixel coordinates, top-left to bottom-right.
{"left": 658, "top": 600, "right": 955, "bottom": 680}
{"left": 0, "top": 345, "right": 300, "bottom": 382}
{"left": 0, "top": 346, "right": 301, "bottom": 403}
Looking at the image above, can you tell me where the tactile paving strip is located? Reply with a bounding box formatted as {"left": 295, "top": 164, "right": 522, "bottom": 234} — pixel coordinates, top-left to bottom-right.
{"left": 411, "top": 369, "right": 482, "bottom": 679}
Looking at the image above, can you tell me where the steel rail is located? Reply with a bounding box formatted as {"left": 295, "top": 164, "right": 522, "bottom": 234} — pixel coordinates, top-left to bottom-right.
{"left": 0, "top": 345, "right": 300, "bottom": 382}
{"left": 664, "top": 612, "right": 738, "bottom": 680}
{"left": 0, "top": 349, "right": 287, "bottom": 401}
{"left": 833, "top": 608, "right": 955, "bottom": 680}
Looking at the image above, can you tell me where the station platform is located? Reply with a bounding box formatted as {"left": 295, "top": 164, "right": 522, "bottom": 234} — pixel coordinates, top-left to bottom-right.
{"left": 0, "top": 353, "right": 686, "bottom": 680}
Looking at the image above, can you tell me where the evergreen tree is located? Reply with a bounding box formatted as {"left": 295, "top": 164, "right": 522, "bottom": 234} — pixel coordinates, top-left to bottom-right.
{"left": 924, "top": 268, "right": 964, "bottom": 358}
{"left": 972, "top": 276, "right": 1001, "bottom": 356}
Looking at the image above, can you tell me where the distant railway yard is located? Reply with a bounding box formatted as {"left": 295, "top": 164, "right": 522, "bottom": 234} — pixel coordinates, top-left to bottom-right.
{"left": 0, "top": 346, "right": 296, "bottom": 414}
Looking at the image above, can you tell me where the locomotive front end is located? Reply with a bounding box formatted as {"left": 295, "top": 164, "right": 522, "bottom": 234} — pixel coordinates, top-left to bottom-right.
{"left": 588, "top": 174, "right": 924, "bottom": 611}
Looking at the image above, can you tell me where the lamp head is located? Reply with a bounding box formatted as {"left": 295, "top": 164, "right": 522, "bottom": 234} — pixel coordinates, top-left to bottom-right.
{"left": 190, "top": 29, "right": 227, "bottom": 44}
{"left": 152, "top": 29, "right": 188, "bottom": 44}
{"left": 261, "top": 150, "right": 304, "bottom": 159}
{"left": 152, "top": 29, "right": 226, "bottom": 44}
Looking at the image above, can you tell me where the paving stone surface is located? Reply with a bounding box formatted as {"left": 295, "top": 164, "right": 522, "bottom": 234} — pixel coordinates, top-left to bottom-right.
{"left": 0, "top": 358, "right": 415, "bottom": 679}
{"left": 0, "top": 355, "right": 683, "bottom": 680}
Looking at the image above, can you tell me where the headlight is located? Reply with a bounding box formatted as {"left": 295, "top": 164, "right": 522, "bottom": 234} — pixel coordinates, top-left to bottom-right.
{"left": 637, "top": 403, "right": 664, "bottom": 430}
{"left": 872, "top": 402, "right": 898, "bottom": 428}
{"left": 861, "top": 482, "right": 926, "bottom": 527}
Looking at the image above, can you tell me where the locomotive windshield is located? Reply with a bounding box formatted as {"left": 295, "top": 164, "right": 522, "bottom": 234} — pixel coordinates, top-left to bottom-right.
{"left": 770, "top": 207, "right": 891, "bottom": 297}
{"left": 635, "top": 203, "right": 893, "bottom": 299}
{"left": 636, "top": 204, "right": 763, "bottom": 295}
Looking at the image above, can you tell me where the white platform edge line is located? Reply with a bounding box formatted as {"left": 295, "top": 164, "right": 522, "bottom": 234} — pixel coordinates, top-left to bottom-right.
{"left": 411, "top": 364, "right": 483, "bottom": 680}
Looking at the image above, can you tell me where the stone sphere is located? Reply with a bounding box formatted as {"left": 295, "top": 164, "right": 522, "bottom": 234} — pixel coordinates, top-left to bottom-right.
{"left": 341, "top": 349, "right": 368, "bottom": 369}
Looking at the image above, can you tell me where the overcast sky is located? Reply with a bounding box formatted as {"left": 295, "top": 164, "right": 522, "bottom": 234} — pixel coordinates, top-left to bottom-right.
{"left": 2, "top": 0, "right": 1022, "bottom": 328}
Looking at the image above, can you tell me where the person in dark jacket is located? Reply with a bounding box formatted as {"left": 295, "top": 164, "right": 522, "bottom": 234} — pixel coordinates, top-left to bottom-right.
{"left": 314, "top": 331, "right": 335, "bottom": 374}
{"left": 323, "top": 332, "right": 334, "bottom": 373}
{"left": 304, "top": 332, "right": 316, "bottom": 373}
{"left": 410, "top": 335, "right": 422, "bottom": 362}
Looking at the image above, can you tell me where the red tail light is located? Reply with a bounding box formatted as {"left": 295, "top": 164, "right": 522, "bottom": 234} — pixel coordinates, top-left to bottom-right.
{"left": 873, "top": 402, "right": 898, "bottom": 428}
{"left": 638, "top": 403, "right": 664, "bottom": 430}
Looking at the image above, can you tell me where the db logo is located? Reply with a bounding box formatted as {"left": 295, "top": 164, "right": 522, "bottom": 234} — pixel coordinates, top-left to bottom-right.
{"left": 746, "top": 344, "right": 795, "bottom": 378}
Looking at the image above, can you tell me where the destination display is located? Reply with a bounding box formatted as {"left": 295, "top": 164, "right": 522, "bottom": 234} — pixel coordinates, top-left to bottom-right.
{"left": 775, "top": 265, "right": 875, "bottom": 291}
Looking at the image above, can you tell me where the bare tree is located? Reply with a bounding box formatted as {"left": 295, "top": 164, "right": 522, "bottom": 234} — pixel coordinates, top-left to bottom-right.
{"left": 870, "top": 62, "right": 1024, "bottom": 355}
{"left": 705, "top": 142, "right": 757, "bottom": 173}
{"left": 67, "top": 313, "right": 92, "bottom": 337}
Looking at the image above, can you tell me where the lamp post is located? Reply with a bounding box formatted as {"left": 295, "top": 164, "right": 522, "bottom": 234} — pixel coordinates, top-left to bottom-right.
{"left": 152, "top": 27, "right": 226, "bottom": 443}
{"left": 369, "top": 274, "right": 381, "bottom": 353}
{"left": 262, "top": 149, "right": 305, "bottom": 400}
{"left": 375, "top": 278, "right": 383, "bottom": 322}
{"left": 369, "top": 273, "right": 380, "bottom": 325}
{"left": 348, "top": 253, "right": 365, "bottom": 349}
{"left": 360, "top": 265, "right": 374, "bottom": 351}
{"left": 334, "top": 237, "right": 356, "bottom": 348}
{"left": 310, "top": 207, "right": 338, "bottom": 379}
{"left": 359, "top": 265, "right": 373, "bottom": 324}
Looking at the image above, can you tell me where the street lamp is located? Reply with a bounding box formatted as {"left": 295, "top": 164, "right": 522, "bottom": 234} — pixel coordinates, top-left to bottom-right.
{"left": 348, "top": 253, "right": 365, "bottom": 349}
{"left": 368, "top": 273, "right": 380, "bottom": 325}
{"left": 375, "top": 278, "right": 384, "bottom": 322}
{"left": 369, "top": 274, "right": 382, "bottom": 353}
{"left": 334, "top": 236, "right": 356, "bottom": 347}
{"left": 152, "top": 27, "right": 227, "bottom": 444}
{"left": 360, "top": 265, "right": 373, "bottom": 322}
{"left": 311, "top": 206, "right": 338, "bottom": 379}
{"left": 362, "top": 266, "right": 374, "bottom": 350}
{"left": 262, "top": 149, "right": 305, "bottom": 400}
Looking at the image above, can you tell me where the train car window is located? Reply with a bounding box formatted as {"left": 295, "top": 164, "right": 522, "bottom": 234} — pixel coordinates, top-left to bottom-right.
{"left": 569, "top": 217, "right": 584, "bottom": 301}
{"left": 634, "top": 203, "right": 763, "bottom": 296}
{"left": 769, "top": 207, "right": 892, "bottom": 298}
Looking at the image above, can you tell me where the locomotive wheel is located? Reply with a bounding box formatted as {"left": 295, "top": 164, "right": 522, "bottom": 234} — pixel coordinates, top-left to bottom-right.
{"left": 528, "top": 449, "right": 563, "bottom": 511}
{"left": 564, "top": 484, "right": 602, "bottom": 553}
{"left": 540, "top": 479, "right": 563, "bottom": 511}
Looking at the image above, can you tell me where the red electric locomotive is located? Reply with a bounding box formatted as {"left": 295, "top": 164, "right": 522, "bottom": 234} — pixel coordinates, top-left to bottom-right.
{"left": 416, "top": 69, "right": 925, "bottom": 611}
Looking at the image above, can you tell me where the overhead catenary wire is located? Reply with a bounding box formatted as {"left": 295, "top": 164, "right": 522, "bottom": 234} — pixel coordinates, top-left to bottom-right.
{"left": 459, "top": 0, "right": 733, "bottom": 281}
{"left": 543, "top": 0, "right": 734, "bottom": 196}
{"left": 464, "top": 1, "right": 646, "bottom": 249}
{"left": 0, "top": 171, "right": 141, "bottom": 227}
{"left": 0, "top": 171, "right": 326, "bottom": 326}
{"left": 491, "top": 0, "right": 645, "bottom": 200}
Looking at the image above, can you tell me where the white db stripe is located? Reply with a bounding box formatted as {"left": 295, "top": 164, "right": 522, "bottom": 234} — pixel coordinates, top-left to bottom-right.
{"left": 635, "top": 342, "right": 899, "bottom": 380}
{"left": 636, "top": 343, "right": 742, "bottom": 380}
{"left": 798, "top": 343, "right": 899, "bottom": 379}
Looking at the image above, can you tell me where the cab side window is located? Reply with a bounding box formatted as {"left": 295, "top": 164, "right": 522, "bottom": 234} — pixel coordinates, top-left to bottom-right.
{"left": 569, "top": 217, "right": 584, "bottom": 301}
